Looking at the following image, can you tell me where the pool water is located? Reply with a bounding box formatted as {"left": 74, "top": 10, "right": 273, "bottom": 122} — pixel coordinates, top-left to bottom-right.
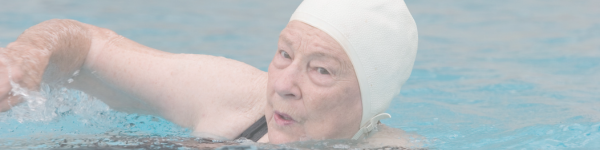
{"left": 1, "top": 0, "right": 599, "bottom": 149}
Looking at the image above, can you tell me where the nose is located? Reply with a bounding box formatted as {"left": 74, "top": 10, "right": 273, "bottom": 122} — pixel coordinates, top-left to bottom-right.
{"left": 273, "top": 67, "right": 302, "bottom": 100}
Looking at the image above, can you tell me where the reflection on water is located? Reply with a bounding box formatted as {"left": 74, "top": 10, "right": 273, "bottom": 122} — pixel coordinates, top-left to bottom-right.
{"left": 6, "top": 135, "right": 419, "bottom": 150}
{"left": 4, "top": 135, "right": 242, "bottom": 149}
{"left": 1, "top": 0, "right": 599, "bottom": 149}
{"left": 0, "top": 86, "right": 193, "bottom": 149}
{"left": 0, "top": 86, "right": 420, "bottom": 149}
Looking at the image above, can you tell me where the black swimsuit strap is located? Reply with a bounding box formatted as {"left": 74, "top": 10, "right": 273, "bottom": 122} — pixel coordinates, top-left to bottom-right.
{"left": 237, "top": 116, "right": 268, "bottom": 142}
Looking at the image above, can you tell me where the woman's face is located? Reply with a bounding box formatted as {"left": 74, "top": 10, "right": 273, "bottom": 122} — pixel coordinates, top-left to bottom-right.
{"left": 266, "top": 21, "right": 362, "bottom": 144}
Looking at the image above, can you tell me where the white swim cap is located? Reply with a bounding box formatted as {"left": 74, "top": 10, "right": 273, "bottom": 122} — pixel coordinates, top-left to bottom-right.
{"left": 289, "top": 0, "right": 418, "bottom": 139}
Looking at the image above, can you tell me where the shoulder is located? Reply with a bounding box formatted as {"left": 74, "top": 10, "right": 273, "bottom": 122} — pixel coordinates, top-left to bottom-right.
{"left": 178, "top": 54, "right": 269, "bottom": 139}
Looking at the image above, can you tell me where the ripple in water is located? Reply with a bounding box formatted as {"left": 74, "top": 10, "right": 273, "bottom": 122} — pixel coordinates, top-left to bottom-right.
{"left": 0, "top": 83, "right": 196, "bottom": 149}
{"left": 0, "top": 84, "right": 420, "bottom": 149}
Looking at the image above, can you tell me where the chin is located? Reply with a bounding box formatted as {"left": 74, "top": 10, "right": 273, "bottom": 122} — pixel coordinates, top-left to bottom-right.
{"left": 267, "top": 129, "right": 303, "bottom": 144}
{"left": 267, "top": 134, "right": 290, "bottom": 144}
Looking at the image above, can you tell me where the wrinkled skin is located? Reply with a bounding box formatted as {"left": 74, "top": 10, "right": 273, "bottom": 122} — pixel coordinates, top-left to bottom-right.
{"left": 265, "top": 21, "right": 363, "bottom": 144}
{"left": 0, "top": 19, "right": 417, "bottom": 147}
{"left": 0, "top": 20, "right": 90, "bottom": 112}
{"left": 0, "top": 45, "right": 48, "bottom": 112}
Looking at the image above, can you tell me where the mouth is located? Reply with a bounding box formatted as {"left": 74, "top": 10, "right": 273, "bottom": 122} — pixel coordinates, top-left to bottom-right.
{"left": 273, "top": 110, "right": 296, "bottom": 126}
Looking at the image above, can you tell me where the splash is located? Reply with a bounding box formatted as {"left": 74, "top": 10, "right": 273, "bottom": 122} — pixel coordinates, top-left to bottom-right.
{"left": 6, "top": 82, "right": 56, "bottom": 123}
{"left": 0, "top": 82, "right": 192, "bottom": 149}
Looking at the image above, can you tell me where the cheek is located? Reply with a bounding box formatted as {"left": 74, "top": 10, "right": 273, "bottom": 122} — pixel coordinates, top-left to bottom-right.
{"left": 302, "top": 94, "right": 341, "bottom": 124}
{"left": 302, "top": 85, "right": 362, "bottom": 138}
{"left": 306, "top": 88, "right": 350, "bottom": 112}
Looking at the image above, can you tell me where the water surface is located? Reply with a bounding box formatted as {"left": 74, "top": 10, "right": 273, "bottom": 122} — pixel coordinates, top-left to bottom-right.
{"left": 1, "top": 0, "right": 599, "bottom": 149}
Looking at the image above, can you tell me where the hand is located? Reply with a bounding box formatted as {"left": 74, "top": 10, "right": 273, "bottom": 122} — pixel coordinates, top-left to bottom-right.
{"left": 0, "top": 45, "right": 50, "bottom": 112}
{"left": 0, "top": 47, "right": 18, "bottom": 112}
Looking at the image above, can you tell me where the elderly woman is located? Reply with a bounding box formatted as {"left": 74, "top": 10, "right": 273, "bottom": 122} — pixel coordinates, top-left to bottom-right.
{"left": 0, "top": 0, "right": 417, "bottom": 146}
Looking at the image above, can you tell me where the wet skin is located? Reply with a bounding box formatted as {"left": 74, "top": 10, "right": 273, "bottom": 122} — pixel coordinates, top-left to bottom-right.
{"left": 0, "top": 19, "right": 413, "bottom": 146}
{"left": 266, "top": 21, "right": 362, "bottom": 144}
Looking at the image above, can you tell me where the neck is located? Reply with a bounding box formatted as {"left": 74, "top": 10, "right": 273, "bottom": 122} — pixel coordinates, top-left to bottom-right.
{"left": 257, "top": 133, "right": 270, "bottom": 143}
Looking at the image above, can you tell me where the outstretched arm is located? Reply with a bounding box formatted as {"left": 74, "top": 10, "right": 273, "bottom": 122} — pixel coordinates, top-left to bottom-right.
{"left": 0, "top": 19, "right": 268, "bottom": 139}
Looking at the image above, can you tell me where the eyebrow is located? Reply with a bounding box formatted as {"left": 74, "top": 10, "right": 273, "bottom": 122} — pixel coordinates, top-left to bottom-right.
{"left": 306, "top": 52, "right": 338, "bottom": 60}
{"left": 280, "top": 32, "right": 352, "bottom": 71}
{"left": 306, "top": 52, "right": 345, "bottom": 67}
{"left": 306, "top": 51, "right": 354, "bottom": 75}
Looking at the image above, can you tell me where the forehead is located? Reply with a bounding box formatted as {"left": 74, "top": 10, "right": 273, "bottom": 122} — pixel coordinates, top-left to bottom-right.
{"left": 279, "top": 21, "right": 352, "bottom": 65}
{"left": 281, "top": 21, "right": 341, "bottom": 52}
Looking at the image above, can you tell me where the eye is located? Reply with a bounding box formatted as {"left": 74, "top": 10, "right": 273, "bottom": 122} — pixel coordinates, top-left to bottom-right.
{"left": 316, "top": 67, "right": 330, "bottom": 75}
{"left": 280, "top": 50, "right": 291, "bottom": 59}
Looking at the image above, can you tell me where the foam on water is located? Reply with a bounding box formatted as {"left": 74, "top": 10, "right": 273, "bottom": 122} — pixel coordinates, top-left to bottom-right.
{"left": 0, "top": 84, "right": 194, "bottom": 149}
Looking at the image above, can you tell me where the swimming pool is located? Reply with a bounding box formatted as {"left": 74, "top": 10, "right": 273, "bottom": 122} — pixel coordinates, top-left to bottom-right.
{"left": 1, "top": 0, "right": 599, "bottom": 149}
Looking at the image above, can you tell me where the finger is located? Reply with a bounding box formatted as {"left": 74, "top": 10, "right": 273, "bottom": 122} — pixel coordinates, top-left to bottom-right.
{"left": 0, "top": 63, "right": 12, "bottom": 111}
{"left": 0, "top": 95, "right": 22, "bottom": 112}
{"left": 0, "top": 77, "right": 11, "bottom": 101}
